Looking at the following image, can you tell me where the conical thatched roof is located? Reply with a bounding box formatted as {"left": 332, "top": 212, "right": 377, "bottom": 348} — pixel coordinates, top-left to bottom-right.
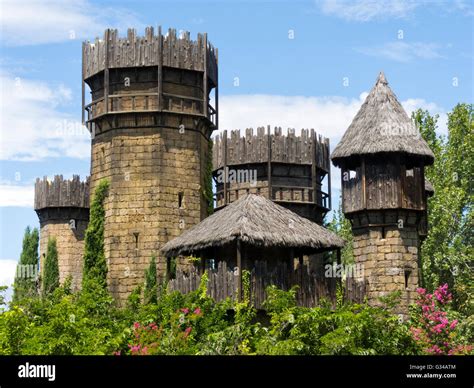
{"left": 161, "top": 194, "right": 344, "bottom": 257}
{"left": 331, "top": 72, "right": 435, "bottom": 167}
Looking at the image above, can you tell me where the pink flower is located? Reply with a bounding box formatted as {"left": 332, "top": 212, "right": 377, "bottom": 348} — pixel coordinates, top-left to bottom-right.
{"left": 133, "top": 322, "right": 140, "bottom": 329}
{"left": 416, "top": 287, "right": 426, "bottom": 295}
{"left": 113, "top": 350, "right": 121, "bottom": 356}
{"left": 194, "top": 308, "right": 201, "bottom": 315}
{"left": 449, "top": 320, "right": 458, "bottom": 330}
{"left": 181, "top": 308, "right": 189, "bottom": 314}
{"left": 184, "top": 327, "right": 192, "bottom": 337}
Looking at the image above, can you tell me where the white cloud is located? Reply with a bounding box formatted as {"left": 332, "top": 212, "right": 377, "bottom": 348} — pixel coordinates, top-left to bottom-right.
{"left": 318, "top": 0, "right": 473, "bottom": 22}
{"left": 0, "top": 259, "right": 17, "bottom": 286}
{"left": 217, "top": 92, "right": 446, "bottom": 142}
{"left": 0, "top": 183, "right": 34, "bottom": 207}
{"left": 218, "top": 93, "right": 367, "bottom": 141}
{"left": 402, "top": 98, "right": 448, "bottom": 134}
{"left": 217, "top": 92, "right": 447, "bottom": 207}
{"left": 0, "top": 71, "right": 91, "bottom": 161}
{"left": 0, "top": 0, "right": 145, "bottom": 46}
{"left": 319, "top": 0, "right": 420, "bottom": 22}
{"left": 356, "top": 41, "right": 444, "bottom": 62}
{"left": 0, "top": 259, "right": 18, "bottom": 305}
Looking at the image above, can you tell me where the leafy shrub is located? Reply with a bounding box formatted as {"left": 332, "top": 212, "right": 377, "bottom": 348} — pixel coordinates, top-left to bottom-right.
{"left": 409, "top": 284, "right": 473, "bottom": 355}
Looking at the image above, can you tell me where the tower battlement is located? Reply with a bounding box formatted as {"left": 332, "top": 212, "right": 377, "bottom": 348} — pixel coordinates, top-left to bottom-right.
{"left": 34, "top": 175, "right": 90, "bottom": 211}
{"left": 82, "top": 26, "right": 218, "bottom": 128}
{"left": 212, "top": 127, "right": 331, "bottom": 222}
{"left": 34, "top": 175, "right": 90, "bottom": 291}
{"left": 83, "top": 27, "right": 217, "bottom": 81}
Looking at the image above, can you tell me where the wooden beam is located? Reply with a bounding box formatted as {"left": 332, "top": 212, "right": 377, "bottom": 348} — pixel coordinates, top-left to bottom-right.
{"left": 104, "top": 29, "right": 110, "bottom": 115}
{"left": 327, "top": 138, "right": 332, "bottom": 210}
{"left": 419, "top": 159, "right": 425, "bottom": 211}
{"left": 203, "top": 33, "right": 208, "bottom": 117}
{"left": 236, "top": 240, "right": 242, "bottom": 302}
{"left": 361, "top": 157, "right": 367, "bottom": 209}
{"left": 312, "top": 131, "right": 317, "bottom": 205}
{"left": 398, "top": 154, "right": 404, "bottom": 208}
{"left": 267, "top": 125, "right": 272, "bottom": 200}
{"left": 215, "top": 47, "right": 219, "bottom": 130}
{"left": 157, "top": 26, "right": 163, "bottom": 111}
{"left": 81, "top": 42, "right": 85, "bottom": 125}
{"left": 223, "top": 130, "right": 228, "bottom": 205}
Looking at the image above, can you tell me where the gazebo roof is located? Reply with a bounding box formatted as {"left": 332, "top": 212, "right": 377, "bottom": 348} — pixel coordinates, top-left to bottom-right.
{"left": 331, "top": 72, "right": 434, "bottom": 167}
{"left": 160, "top": 194, "right": 344, "bottom": 257}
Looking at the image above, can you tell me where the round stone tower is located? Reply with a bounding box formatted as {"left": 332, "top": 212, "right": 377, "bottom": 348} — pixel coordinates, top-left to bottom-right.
{"left": 82, "top": 27, "right": 218, "bottom": 303}
{"left": 34, "top": 175, "right": 90, "bottom": 291}
{"left": 331, "top": 72, "right": 435, "bottom": 315}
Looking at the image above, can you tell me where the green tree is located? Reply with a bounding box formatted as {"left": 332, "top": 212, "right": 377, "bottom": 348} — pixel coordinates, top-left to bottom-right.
{"left": 83, "top": 180, "right": 109, "bottom": 290}
{"left": 12, "top": 226, "right": 39, "bottom": 303}
{"left": 413, "top": 104, "right": 473, "bottom": 315}
{"left": 144, "top": 256, "right": 158, "bottom": 304}
{"left": 327, "top": 201, "right": 353, "bottom": 265}
{"left": 42, "top": 238, "right": 59, "bottom": 296}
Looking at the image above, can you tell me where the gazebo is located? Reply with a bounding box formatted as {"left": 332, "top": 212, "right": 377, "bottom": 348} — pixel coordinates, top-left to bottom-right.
{"left": 161, "top": 193, "right": 344, "bottom": 307}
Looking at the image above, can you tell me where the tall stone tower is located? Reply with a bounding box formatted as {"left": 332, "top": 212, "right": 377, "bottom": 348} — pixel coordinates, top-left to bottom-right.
{"left": 331, "top": 72, "right": 434, "bottom": 314}
{"left": 82, "top": 27, "right": 218, "bottom": 303}
{"left": 34, "top": 175, "right": 90, "bottom": 291}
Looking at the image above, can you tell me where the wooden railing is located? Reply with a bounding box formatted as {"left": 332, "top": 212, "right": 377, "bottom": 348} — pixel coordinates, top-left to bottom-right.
{"left": 214, "top": 185, "right": 330, "bottom": 210}
{"left": 168, "top": 261, "right": 367, "bottom": 308}
{"left": 85, "top": 91, "right": 216, "bottom": 125}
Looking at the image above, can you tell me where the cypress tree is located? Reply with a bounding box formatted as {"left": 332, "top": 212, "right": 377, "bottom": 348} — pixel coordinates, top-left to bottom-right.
{"left": 42, "top": 237, "right": 59, "bottom": 296}
{"left": 13, "top": 226, "right": 39, "bottom": 303}
{"left": 144, "top": 255, "right": 157, "bottom": 304}
{"left": 83, "top": 179, "right": 109, "bottom": 289}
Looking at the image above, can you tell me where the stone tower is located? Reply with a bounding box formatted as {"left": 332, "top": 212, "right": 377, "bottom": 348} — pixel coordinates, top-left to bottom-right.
{"left": 34, "top": 175, "right": 90, "bottom": 291}
{"left": 82, "top": 27, "right": 218, "bottom": 303}
{"left": 331, "top": 72, "right": 435, "bottom": 314}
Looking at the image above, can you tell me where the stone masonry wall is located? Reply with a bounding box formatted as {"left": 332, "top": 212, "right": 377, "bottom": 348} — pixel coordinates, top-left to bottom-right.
{"left": 90, "top": 124, "right": 209, "bottom": 304}
{"left": 352, "top": 224, "right": 419, "bottom": 315}
{"left": 39, "top": 218, "right": 87, "bottom": 291}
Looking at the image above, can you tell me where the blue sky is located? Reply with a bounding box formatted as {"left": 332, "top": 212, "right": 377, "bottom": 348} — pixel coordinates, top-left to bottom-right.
{"left": 0, "top": 0, "right": 472, "bottom": 297}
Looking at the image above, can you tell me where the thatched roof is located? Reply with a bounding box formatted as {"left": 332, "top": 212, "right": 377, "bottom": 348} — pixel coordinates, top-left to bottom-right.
{"left": 161, "top": 194, "right": 344, "bottom": 257}
{"left": 331, "top": 72, "right": 435, "bottom": 167}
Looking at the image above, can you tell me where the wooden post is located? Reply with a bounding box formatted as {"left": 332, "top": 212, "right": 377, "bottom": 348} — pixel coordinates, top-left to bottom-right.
{"left": 81, "top": 42, "right": 85, "bottom": 124}
{"left": 398, "top": 155, "right": 404, "bottom": 208}
{"left": 203, "top": 33, "right": 208, "bottom": 117}
{"left": 341, "top": 164, "right": 346, "bottom": 212}
{"left": 327, "top": 138, "right": 332, "bottom": 210}
{"left": 223, "top": 130, "right": 228, "bottom": 205}
{"left": 336, "top": 248, "right": 342, "bottom": 293}
{"left": 419, "top": 159, "right": 426, "bottom": 210}
{"left": 166, "top": 257, "right": 171, "bottom": 283}
{"left": 104, "top": 29, "right": 110, "bottom": 115}
{"left": 157, "top": 26, "right": 163, "bottom": 111}
{"left": 267, "top": 125, "right": 272, "bottom": 200}
{"left": 236, "top": 240, "right": 242, "bottom": 302}
{"left": 215, "top": 48, "right": 219, "bottom": 129}
{"left": 361, "top": 157, "right": 367, "bottom": 209}
{"left": 312, "top": 131, "right": 317, "bottom": 205}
